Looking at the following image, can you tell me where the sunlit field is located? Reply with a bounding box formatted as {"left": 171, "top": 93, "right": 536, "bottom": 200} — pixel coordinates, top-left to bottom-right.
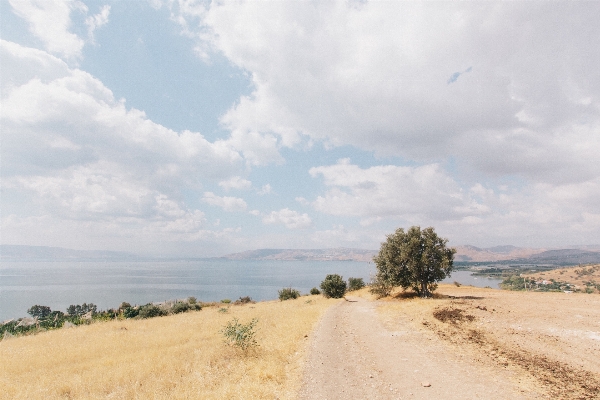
{"left": 0, "top": 296, "right": 339, "bottom": 399}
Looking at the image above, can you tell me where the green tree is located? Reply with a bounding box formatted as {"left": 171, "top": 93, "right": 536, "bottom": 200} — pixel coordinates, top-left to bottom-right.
{"left": 347, "top": 277, "right": 365, "bottom": 291}
{"left": 27, "top": 305, "right": 51, "bottom": 319}
{"left": 373, "top": 226, "right": 456, "bottom": 297}
{"left": 320, "top": 274, "right": 347, "bottom": 298}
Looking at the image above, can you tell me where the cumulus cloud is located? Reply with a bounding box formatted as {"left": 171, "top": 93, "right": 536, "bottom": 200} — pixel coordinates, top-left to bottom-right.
{"left": 85, "top": 5, "right": 111, "bottom": 43}
{"left": 218, "top": 176, "right": 252, "bottom": 190}
{"left": 309, "top": 159, "right": 487, "bottom": 224}
{"left": 257, "top": 184, "right": 272, "bottom": 195}
{"left": 0, "top": 40, "right": 246, "bottom": 251}
{"left": 263, "top": 208, "right": 312, "bottom": 229}
{"left": 202, "top": 192, "right": 247, "bottom": 212}
{"left": 166, "top": 1, "right": 599, "bottom": 185}
{"left": 8, "top": 0, "right": 111, "bottom": 60}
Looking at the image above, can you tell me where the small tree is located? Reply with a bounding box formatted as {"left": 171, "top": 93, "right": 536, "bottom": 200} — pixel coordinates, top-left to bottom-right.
{"left": 279, "top": 287, "right": 300, "bottom": 301}
{"left": 27, "top": 305, "right": 51, "bottom": 319}
{"left": 373, "top": 226, "right": 455, "bottom": 298}
{"left": 309, "top": 287, "right": 321, "bottom": 295}
{"left": 348, "top": 277, "right": 365, "bottom": 292}
{"left": 320, "top": 274, "right": 347, "bottom": 298}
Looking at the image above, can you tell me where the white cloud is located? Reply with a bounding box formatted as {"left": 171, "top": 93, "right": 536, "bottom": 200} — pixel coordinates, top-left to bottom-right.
{"left": 0, "top": 41, "right": 248, "bottom": 252}
{"left": 309, "top": 159, "right": 486, "bottom": 224}
{"left": 9, "top": 0, "right": 87, "bottom": 60}
{"left": 263, "top": 208, "right": 312, "bottom": 229}
{"left": 85, "top": 5, "right": 111, "bottom": 43}
{"left": 257, "top": 184, "right": 272, "bottom": 195}
{"left": 202, "top": 192, "right": 247, "bottom": 212}
{"left": 218, "top": 176, "right": 252, "bottom": 190}
{"left": 168, "top": 1, "right": 600, "bottom": 186}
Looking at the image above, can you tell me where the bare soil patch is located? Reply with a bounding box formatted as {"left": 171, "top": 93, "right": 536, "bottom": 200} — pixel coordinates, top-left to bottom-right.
{"left": 301, "top": 285, "right": 600, "bottom": 399}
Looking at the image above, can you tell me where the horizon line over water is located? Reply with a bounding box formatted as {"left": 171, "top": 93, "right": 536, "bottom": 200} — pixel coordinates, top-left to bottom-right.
{"left": 0, "top": 260, "right": 502, "bottom": 321}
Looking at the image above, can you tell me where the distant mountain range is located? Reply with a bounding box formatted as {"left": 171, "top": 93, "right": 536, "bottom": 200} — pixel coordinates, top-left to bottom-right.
{"left": 221, "top": 245, "right": 600, "bottom": 265}
{"left": 0, "top": 245, "right": 139, "bottom": 261}
{"left": 220, "top": 248, "right": 376, "bottom": 262}
{"left": 2, "top": 244, "right": 600, "bottom": 265}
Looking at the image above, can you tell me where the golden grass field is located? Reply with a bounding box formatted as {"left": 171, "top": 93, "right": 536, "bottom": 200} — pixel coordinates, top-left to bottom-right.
{"left": 0, "top": 296, "right": 339, "bottom": 400}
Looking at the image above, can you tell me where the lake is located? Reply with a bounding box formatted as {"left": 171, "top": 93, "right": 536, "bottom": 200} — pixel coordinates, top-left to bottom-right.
{"left": 0, "top": 260, "right": 502, "bottom": 321}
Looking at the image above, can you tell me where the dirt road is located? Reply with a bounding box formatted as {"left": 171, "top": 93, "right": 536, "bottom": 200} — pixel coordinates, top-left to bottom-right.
{"left": 299, "top": 295, "right": 535, "bottom": 399}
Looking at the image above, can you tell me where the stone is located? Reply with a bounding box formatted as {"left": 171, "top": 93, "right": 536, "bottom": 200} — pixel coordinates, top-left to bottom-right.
{"left": 421, "top": 382, "right": 431, "bottom": 387}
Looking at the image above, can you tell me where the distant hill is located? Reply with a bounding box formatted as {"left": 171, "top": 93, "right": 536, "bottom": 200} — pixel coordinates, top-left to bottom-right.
{"left": 453, "top": 245, "right": 546, "bottom": 262}
{"left": 0, "top": 245, "right": 140, "bottom": 261}
{"left": 221, "top": 248, "right": 377, "bottom": 262}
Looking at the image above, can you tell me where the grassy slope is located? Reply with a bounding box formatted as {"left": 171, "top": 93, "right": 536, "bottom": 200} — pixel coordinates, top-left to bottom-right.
{"left": 0, "top": 296, "right": 339, "bottom": 400}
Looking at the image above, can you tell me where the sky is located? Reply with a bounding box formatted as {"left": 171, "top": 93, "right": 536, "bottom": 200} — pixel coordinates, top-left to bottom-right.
{"left": 1, "top": 0, "right": 599, "bottom": 257}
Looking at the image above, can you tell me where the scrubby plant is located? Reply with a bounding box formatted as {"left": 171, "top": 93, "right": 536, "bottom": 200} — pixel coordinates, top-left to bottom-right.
{"left": 172, "top": 302, "right": 191, "bottom": 314}
{"left": 138, "top": 304, "right": 166, "bottom": 319}
{"left": 235, "top": 296, "right": 253, "bottom": 304}
{"left": 187, "top": 297, "right": 197, "bottom": 304}
{"left": 369, "top": 278, "right": 394, "bottom": 299}
{"left": 67, "top": 303, "right": 97, "bottom": 317}
{"left": 310, "top": 287, "right": 321, "bottom": 295}
{"left": 320, "top": 274, "right": 347, "bottom": 298}
{"left": 220, "top": 318, "right": 259, "bottom": 351}
{"left": 122, "top": 306, "right": 139, "bottom": 319}
{"left": 348, "top": 277, "right": 365, "bottom": 292}
{"left": 278, "top": 287, "right": 301, "bottom": 301}
{"left": 27, "top": 305, "right": 51, "bottom": 319}
{"left": 221, "top": 299, "right": 231, "bottom": 304}
{"left": 119, "top": 302, "right": 131, "bottom": 310}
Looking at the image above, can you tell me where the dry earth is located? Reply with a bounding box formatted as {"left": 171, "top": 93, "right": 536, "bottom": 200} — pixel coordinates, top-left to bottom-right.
{"left": 299, "top": 285, "right": 600, "bottom": 400}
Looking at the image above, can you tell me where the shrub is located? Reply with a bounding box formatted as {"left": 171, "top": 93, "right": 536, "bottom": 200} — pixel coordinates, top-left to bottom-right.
{"left": 369, "top": 278, "right": 394, "bottom": 299}
{"left": 122, "top": 307, "right": 139, "bottom": 319}
{"left": 454, "top": 281, "right": 461, "bottom": 287}
{"left": 320, "top": 274, "right": 347, "bottom": 298}
{"left": 348, "top": 277, "right": 365, "bottom": 292}
{"left": 187, "top": 297, "right": 197, "bottom": 304}
{"left": 234, "top": 296, "right": 254, "bottom": 305}
{"left": 67, "top": 303, "right": 97, "bottom": 316}
{"left": 279, "top": 287, "right": 301, "bottom": 301}
{"left": 119, "top": 302, "right": 131, "bottom": 310}
{"left": 220, "top": 318, "right": 259, "bottom": 351}
{"left": 27, "top": 305, "right": 51, "bottom": 319}
{"left": 221, "top": 299, "right": 231, "bottom": 304}
{"left": 138, "top": 304, "right": 166, "bottom": 319}
{"left": 310, "top": 287, "right": 321, "bottom": 295}
{"left": 172, "top": 302, "right": 191, "bottom": 314}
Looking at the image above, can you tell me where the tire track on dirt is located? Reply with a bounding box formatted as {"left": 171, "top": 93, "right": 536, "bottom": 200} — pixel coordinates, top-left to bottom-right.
{"left": 299, "top": 296, "right": 533, "bottom": 399}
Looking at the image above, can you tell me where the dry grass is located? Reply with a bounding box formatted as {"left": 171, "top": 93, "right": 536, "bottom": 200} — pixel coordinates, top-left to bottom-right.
{"left": 0, "top": 296, "right": 339, "bottom": 399}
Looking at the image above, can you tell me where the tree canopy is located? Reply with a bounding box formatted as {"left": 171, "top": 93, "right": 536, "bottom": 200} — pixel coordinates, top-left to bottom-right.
{"left": 373, "top": 226, "right": 456, "bottom": 297}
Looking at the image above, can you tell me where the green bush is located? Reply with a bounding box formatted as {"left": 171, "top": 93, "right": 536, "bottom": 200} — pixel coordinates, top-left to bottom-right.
{"left": 369, "top": 278, "right": 394, "bottom": 299}
{"left": 235, "top": 296, "right": 254, "bottom": 304}
{"left": 278, "top": 287, "right": 301, "bottom": 301}
{"left": 27, "top": 305, "right": 51, "bottom": 319}
{"left": 220, "top": 318, "right": 259, "bottom": 351}
{"left": 138, "top": 304, "right": 166, "bottom": 319}
{"left": 187, "top": 297, "right": 197, "bottom": 304}
{"left": 348, "top": 277, "right": 365, "bottom": 292}
{"left": 320, "top": 274, "right": 347, "bottom": 298}
{"left": 123, "top": 307, "right": 139, "bottom": 319}
{"left": 310, "top": 287, "right": 321, "bottom": 295}
{"left": 172, "top": 302, "right": 191, "bottom": 314}
{"left": 67, "top": 303, "right": 97, "bottom": 316}
{"left": 221, "top": 299, "right": 231, "bottom": 304}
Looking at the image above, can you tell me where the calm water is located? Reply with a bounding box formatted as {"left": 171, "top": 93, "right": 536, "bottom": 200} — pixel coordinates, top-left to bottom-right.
{"left": 0, "top": 260, "right": 502, "bottom": 321}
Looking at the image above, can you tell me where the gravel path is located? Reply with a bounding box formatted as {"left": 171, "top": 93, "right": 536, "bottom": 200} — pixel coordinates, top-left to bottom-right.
{"left": 299, "top": 296, "right": 532, "bottom": 400}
